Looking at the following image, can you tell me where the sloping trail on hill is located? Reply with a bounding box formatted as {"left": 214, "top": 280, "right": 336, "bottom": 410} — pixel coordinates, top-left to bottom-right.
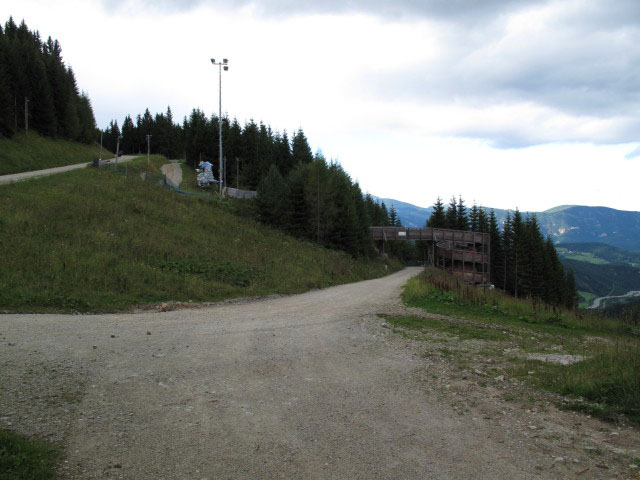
{"left": 1, "top": 268, "right": 638, "bottom": 479}
{"left": 160, "top": 161, "right": 183, "bottom": 186}
{"left": 0, "top": 156, "right": 136, "bottom": 185}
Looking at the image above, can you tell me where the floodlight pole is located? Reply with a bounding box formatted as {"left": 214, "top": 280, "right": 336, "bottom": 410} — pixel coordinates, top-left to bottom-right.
{"left": 99, "top": 131, "right": 103, "bottom": 161}
{"left": 146, "top": 134, "right": 152, "bottom": 164}
{"left": 211, "top": 58, "right": 229, "bottom": 200}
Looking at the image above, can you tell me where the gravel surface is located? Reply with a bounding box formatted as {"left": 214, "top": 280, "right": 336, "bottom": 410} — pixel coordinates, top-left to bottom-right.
{"left": 1, "top": 267, "right": 638, "bottom": 479}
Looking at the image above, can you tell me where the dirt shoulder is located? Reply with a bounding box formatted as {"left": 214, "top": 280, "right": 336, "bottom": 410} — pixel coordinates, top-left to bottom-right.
{"left": 1, "top": 267, "right": 638, "bottom": 479}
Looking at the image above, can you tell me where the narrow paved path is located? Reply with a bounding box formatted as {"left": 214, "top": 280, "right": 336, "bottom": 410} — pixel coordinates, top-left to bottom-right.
{"left": 0, "top": 156, "right": 136, "bottom": 185}
{"left": 1, "top": 268, "right": 637, "bottom": 479}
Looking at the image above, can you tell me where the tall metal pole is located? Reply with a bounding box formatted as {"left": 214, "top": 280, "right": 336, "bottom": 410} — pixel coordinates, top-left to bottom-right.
{"left": 24, "top": 97, "right": 29, "bottom": 135}
{"left": 99, "top": 131, "right": 103, "bottom": 161}
{"left": 218, "top": 63, "right": 223, "bottom": 200}
{"left": 211, "top": 58, "right": 228, "bottom": 200}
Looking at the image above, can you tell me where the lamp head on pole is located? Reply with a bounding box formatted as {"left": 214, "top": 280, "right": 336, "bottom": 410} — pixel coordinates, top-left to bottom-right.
{"left": 211, "top": 58, "right": 215, "bottom": 64}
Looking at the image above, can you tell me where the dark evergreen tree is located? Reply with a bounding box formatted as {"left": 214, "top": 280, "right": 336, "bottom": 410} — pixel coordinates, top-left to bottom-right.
{"left": 488, "top": 209, "right": 503, "bottom": 287}
{"left": 456, "top": 196, "right": 469, "bottom": 231}
{"left": 444, "top": 196, "right": 457, "bottom": 229}
{"left": 427, "top": 197, "right": 446, "bottom": 228}
{"left": 255, "top": 164, "right": 289, "bottom": 229}
{"left": 563, "top": 268, "right": 578, "bottom": 310}
{"left": 469, "top": 203, "right": 480, "bottom": 231}
{"left": 291, "top": 129, "right": 313, "bottom": 165}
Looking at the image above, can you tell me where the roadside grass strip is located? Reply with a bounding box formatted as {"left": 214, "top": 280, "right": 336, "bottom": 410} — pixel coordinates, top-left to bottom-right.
{"left": 0, "top": 430, "right": 60, "bottom": 480}
{"left": 397, "top": 268, "right": 640, "bottom": 424}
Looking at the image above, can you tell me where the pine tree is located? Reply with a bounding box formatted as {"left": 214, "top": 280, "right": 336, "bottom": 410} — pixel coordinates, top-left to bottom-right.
{"left": 121, "top": 115, "right": 136, "bottom": 154}
{"left": 488, "top": 209, "right": 503, "bottom": 287}
{"left": 291, "top": 129, "right": 313, "bottom": 165}
{"left": 256, "top": 164, "right": 289, "bottom": 229}
{"left": 456, "top": 196, "right": 469, "bottom": 230}
{"left": 445, "top": 196, "right": 457, "bottom": 229}
{"left": 427, "top": 197, "right": 446, "bottom": 228}
{"left": 469, "top": 203, "right": 479, "bottom": 231}
{"left": 389, "top": 205, "right": 401, "bottom": 227}
{"left": 564, "top": 268, "right": 578, "bottom": 310}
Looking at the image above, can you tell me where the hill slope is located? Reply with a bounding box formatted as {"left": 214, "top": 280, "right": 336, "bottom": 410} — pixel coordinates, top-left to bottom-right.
{"left": 0, "top": 132, "right": 110, "bottom": 176}
{"left": 0, "top": 159, "right": 396, "bottom": 312}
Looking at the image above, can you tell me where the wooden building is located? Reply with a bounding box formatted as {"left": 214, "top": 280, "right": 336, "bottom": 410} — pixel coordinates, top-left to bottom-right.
{"left": 369, "top": 227, "right": 490, "bottom": 285}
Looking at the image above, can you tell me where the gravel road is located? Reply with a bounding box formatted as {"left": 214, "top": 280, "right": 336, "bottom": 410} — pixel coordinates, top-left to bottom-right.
{"left": 1, "top": 268, "right": 638, "bottom": 479}
{"left": 0, "top": 156, "right": 136, "bottom": 185}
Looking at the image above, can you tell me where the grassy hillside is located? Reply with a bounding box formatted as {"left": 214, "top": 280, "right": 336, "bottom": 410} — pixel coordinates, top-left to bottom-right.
{"left": 0, "top": 132, "right": 112, "bottom": 176}
{"left": 0, "top": 157, "right": 399, "bottom": 312}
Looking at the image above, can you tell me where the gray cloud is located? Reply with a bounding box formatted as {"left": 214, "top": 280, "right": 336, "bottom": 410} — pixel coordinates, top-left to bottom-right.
{"left": 104, "top": 0, "right": 640, "bottom": 148}
{"left": 105, "top": 0, "right": 542, "bottom": 22}
{"left": 360, "top": 0, "right": 640, "bottom": 146}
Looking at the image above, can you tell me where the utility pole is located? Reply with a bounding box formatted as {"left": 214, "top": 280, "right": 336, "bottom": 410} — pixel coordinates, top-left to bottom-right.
{"left": 24, "top": 97, "right": 29, "bottom": 135}
{"left": 236, "top": 157, "right": 240, "bottom": 189}
{"left": 115, "top": 135, "right": 122, "bottom": 169}
{"left": 99, "top": 131, "right": 103, "bottom": 161}
{"left": 146, "top": 134, "right": 152, "bottom": 164}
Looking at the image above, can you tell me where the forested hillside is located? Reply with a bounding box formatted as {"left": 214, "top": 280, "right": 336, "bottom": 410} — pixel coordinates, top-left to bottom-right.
{"left": 0, "top": 18, "right": 96, "bottom": 141}
{"left": 102, "top": 103, "right": 400, "bottom": 258}
{"left": 427, "top": 197, "right": 578, "bottom": 309}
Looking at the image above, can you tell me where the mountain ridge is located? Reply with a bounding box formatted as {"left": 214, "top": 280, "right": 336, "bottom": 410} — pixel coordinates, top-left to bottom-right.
{"left": 372, "top": 196, "right": 640, "bottom": 251}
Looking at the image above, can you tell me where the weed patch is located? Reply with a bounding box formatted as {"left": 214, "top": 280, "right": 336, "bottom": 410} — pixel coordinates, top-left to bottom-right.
{"left": 0, "top": 430, "right": 60, "bottom": 480}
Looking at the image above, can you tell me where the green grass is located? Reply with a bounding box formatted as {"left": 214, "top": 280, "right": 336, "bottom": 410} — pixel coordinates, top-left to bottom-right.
{"left": 382, "top": 314, "right": 510, "bottom": 342}
{"left": 0, "top": 156, "right": 399, "bottom": 312}
{"left": 0, "top": 132, "right": 113, "bottom": 176}
{"left": 578, "top": 290, "right": 597, "bottom": 309}
{"left": 0, "top": 430, "right": 60, "bottom": 480}
{"left": 562, "top": 252, "right": 610, "bottom": 265}
{"left": 507, "top": 341, "right": 640, "bottom": 422}
{"left": 399, "top": 267, "right": 640, "bottom": 423}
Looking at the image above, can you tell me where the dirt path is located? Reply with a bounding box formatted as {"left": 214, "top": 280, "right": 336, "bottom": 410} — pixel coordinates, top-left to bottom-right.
{"left": 1, "top": 268, "right": 638, "bottom": 479}
{"left": 160, "top": 161, "right": 182, "bottom": 186}
{"left": 0, "top": 156, "right": 136, "bottom": 185}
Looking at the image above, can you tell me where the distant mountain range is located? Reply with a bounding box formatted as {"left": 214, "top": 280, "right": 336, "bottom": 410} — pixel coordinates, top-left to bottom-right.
{"left": 373, "top": 197, "right": 640, "bottom": 252}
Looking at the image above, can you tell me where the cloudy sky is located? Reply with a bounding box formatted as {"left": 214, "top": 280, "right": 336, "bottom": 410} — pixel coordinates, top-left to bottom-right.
{"left": 6, "top": 0, "right": 640, "bottom": 211}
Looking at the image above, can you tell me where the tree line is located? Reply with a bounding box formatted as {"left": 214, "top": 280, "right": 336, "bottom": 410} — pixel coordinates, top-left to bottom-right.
{"left": 255, "top": 160, "right": 394, "bottom": 257}
{"left": 103, "top": 104, "right": 401, "bottom": 257}
{"left": 101, "top": 108, "right": 331, "bottom": 191}
{"left": 427, "top": 196, "right": 578, "bottom": 309}
{"left": 0, "top": 17, "right": 96, "bottom": 141}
